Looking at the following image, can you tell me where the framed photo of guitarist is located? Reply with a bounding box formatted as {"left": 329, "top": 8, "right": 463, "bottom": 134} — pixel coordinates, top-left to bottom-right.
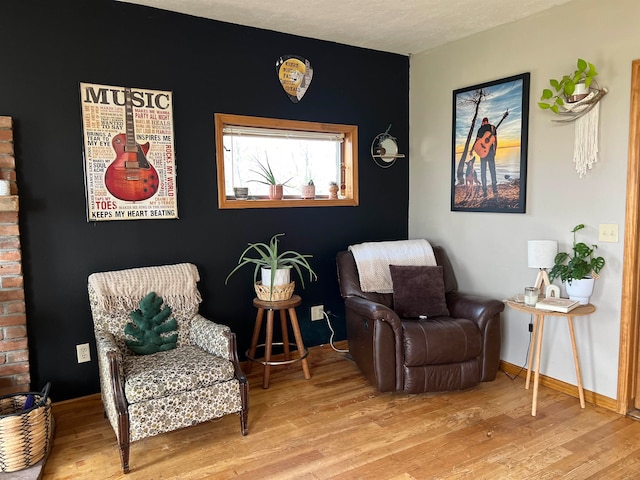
{"left": 80, "top": 82, "right": 178, "bottom": 221}
{"left": 451, "top": 72, "right": 530, "bottom": 213}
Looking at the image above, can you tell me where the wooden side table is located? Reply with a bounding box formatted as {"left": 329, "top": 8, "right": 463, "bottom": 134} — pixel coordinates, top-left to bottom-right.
{"left": 246, "top": 294, "right": 311, "bottom": 388}
{"left": 504, "top": 300, "right": 596, "bottom": 416}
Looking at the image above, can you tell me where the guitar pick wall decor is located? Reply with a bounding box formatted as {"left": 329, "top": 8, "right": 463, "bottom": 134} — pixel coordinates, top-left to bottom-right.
{"left": 276, "top": 55, "right": 313, "bottom": 103}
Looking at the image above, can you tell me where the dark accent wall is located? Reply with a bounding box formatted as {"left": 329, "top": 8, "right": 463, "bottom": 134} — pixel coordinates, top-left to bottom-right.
{"left": 0, "top": 0, "right": 409, "bottom": 401}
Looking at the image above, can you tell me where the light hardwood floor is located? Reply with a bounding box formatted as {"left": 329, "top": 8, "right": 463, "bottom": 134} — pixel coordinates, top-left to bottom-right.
{"left": 43, "top": 342, "right": 640, "bottom": 479}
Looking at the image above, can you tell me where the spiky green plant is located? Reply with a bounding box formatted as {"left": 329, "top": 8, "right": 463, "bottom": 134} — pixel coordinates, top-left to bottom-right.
{"left": 249, "top": 156, "right": 292, "bottom": 186}
{"left": 225, "top": 234, "right": 317, "bottom": 293}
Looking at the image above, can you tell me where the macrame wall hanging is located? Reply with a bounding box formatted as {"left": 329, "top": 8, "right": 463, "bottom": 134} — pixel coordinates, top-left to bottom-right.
{"left": 552, "top": 87, "right": 608, "bottom": 178}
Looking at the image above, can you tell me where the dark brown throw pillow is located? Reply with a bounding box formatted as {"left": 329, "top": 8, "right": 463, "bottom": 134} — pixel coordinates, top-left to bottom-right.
{"left": 389, "top": 265, "right": 450, "bottom": 318}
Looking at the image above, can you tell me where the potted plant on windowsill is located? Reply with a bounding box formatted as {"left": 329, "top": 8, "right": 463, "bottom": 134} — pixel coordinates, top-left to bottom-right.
{"left": 328, "top": 181, "right": 339, "bottom": 199}
{"left": 538, "top": 58, "right": 600, "bottom": 114}
{"left": 225, "top": 233, "right": 317, "bottom": 301}
{"left": 548, "top": 224, "right": 606, "bottom": 304}
{"left": 301, "top": 179, "right": 315, "bottom": 199}
{"left": 249, "top": 157, "right": 292, "bottom": 200}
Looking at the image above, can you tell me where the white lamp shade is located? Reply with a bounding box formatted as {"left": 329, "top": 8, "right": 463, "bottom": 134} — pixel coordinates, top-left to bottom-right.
{"left": 528, "top": 240, "right": 558, "bottom": 269}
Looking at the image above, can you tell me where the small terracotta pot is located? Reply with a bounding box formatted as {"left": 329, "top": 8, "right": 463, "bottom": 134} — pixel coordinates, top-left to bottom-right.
{"left": 301, "top": 185, "right": 315, "bottom": 199}
{"left": 269, "top": 185, "right": 283, "bottom": 200}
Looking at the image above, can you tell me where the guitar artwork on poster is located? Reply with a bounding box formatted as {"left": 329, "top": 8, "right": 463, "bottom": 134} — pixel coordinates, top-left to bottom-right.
{"left": 104, "top": 87, "right": 159, "bottom": 201}
{"left": 472, "top": 110, "right": 509, "bottom": 159}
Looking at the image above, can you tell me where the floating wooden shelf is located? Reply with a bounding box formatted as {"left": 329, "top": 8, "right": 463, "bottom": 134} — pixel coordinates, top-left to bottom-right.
{"left": 0, "top": 196, "right": 18, "bottom": 211}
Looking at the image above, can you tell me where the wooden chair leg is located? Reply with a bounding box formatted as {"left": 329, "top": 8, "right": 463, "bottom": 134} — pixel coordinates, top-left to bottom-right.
{"left": 240, "top": 408, "right": 249, "bottom": 436}
{"left": 239, "top": 374, "right": 249, "bottom": 436}
{"left": 117, "top": 411, "right": 131, "bottom": 473}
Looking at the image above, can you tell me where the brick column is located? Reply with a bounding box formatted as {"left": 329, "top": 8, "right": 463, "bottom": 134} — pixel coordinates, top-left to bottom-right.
{"left": 0, "top": 116, "right": 29, "bottom": 395}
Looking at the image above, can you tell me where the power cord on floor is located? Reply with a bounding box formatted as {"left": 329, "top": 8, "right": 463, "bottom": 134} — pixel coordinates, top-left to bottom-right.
{"left": 324, "top": 310, "right": 349, "bottom": 353}
{"left": 502, "top": 315, "right": 533, "bottom": 381}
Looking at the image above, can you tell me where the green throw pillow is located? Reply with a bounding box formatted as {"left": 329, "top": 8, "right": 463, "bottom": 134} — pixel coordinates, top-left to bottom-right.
{"left": 124, "top": 292, "right": 178, "bottom": 355}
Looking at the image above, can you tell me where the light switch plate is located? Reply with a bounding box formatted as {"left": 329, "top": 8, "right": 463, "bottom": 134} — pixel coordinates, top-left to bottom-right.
{"left": 599, "top": 223, "right": 619, "bottom": 243}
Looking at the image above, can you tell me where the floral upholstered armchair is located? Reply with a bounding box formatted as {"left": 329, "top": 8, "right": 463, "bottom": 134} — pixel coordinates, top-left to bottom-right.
{"left": 88, "top": 263, "right": 248, "bottom": 474}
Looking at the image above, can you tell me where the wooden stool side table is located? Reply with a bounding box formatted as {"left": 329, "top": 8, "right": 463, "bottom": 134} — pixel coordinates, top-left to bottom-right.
{"left": 505, "top": 300, "right": 595, "bottom": 416}
{"left": 246, "top": 294, "right": 311, "bottom": 388}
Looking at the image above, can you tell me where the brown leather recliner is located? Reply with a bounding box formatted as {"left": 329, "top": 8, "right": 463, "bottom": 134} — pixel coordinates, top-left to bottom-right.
{"left": 336, "top": 245, "right": 504, "bottom": 394}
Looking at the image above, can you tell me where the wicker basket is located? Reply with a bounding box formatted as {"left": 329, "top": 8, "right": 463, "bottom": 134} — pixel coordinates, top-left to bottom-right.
{"left": 0, "top": 383, "right": 52, "bottom": 472}
{"left": 254, "top": 281, "right": 295, "bottom": 301}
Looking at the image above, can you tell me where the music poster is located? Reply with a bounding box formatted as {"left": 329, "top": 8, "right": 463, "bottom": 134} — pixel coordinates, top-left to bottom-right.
{"left": 80, "top": 82, "right": 178, "bottom": 221}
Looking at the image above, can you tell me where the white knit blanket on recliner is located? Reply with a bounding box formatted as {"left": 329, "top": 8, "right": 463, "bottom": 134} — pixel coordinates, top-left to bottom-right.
{"left": 348, "top": 239, "right": 436, "bottom": 293}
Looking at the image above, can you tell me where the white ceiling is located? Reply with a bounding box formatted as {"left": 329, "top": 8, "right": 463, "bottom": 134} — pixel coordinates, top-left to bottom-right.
{"left": 119, "top": 0, "right": 577, "bottom": 55}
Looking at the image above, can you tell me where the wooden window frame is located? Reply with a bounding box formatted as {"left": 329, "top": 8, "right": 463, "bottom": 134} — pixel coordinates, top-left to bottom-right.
{"left": 215, "top": 113, "right": 359, "bottom": 209}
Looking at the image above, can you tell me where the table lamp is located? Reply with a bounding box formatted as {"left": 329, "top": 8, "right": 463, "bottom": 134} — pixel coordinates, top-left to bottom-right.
{"left": 527, "top": 240, "right": 558, "bottom": 292}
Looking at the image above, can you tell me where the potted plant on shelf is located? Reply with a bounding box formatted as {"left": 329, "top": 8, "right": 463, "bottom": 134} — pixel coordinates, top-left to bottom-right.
{"left": 548, "top": 224, "right": 606, "bottom": 304}
{"left": 249, "top": 157, "right": 292, "bottom": 200}
{"left": 225, "top": 233, "right": 317, "bottom": 301}
{"left": 233, "top": 187, "right": 249, "bottom": 199}
{"left": 328, "top": 181, "right": 339, "bottom": 199}
{"left": 301, "top": 179, "right": 315, "bottom": 199}
{"left": 538, "top": 58, "right": 599, "bottom": 114}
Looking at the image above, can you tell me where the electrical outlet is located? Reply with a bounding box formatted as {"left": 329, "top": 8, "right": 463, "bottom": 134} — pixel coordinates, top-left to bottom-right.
{"left": 76, "top": 343, "right": 91, "bottom": 363}
{"left": 311, "top": 305, "right": 324, "bottom": 321}
{"left": 599, "top": 223, "right": 619, "bottom": 243}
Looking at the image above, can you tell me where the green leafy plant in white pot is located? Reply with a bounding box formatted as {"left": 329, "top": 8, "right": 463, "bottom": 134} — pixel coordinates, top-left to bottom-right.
{"left": 538, "top": 58, "right": 598, "bottom": 114}
{"left": 548, "top": 224, "right": 605, "bottom": 304}
{"left": 225, "top": 233, "right": 317, "bottom": 300}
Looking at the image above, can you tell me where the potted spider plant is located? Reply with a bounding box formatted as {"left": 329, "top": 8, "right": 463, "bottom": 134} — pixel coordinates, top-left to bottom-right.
{"left": 249, "top": 157, "right": 292, "bottom": 200}
{"left": 548, "top": 224, "right": 605, "bottom": 304}
{"left": 225, "top": 233, "right": 317, "bottom": 300}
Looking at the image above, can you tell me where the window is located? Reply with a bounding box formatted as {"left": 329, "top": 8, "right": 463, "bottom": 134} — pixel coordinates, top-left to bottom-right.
{"left": 214, "top": 113, "right": 358, "bottom": 209}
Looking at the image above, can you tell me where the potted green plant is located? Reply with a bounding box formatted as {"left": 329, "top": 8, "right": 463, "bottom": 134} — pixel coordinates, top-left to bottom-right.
{"left": 301, "top": 179, "right": 315, "bottom": 199}
{"left": 225, "top": 233, "right": 317, "bottom": 300}
{"left": 538, "top": 59, "right": 598, "bottom": 113}
{"left": 549, "top": 224, "right": 605, "bottom": 304}
{"left": 249, "top": 157, "right": 292, "bottom": 200}
{"left": 328, "top": 181, "right": 339, "bottom": 199}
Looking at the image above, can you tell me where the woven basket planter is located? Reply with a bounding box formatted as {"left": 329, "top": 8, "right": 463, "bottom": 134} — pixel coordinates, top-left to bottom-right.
{"left": 255, "top": 281, "right": 295, "bottom": 301}
{"left": 0, "top": 383, "right": 52, "bottom": 472}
